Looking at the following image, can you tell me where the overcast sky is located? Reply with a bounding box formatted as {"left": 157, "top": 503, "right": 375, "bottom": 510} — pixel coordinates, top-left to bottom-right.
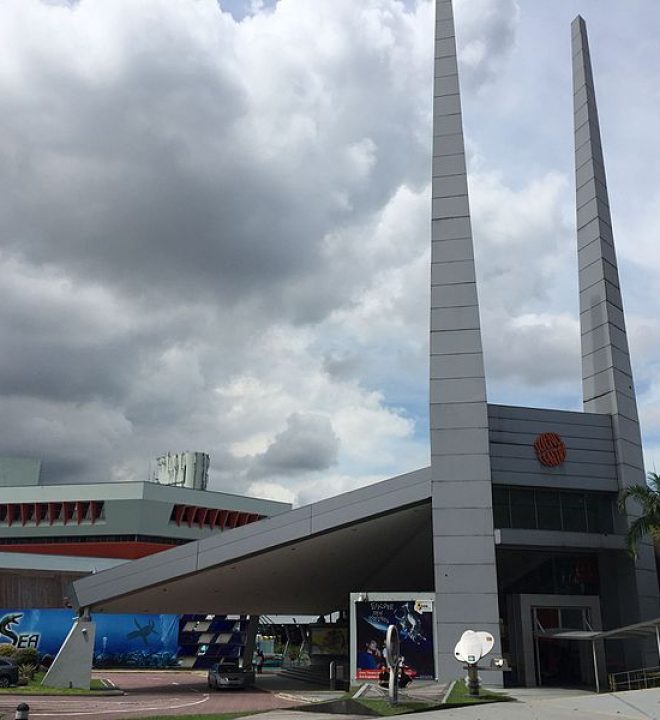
{"left": 0, "top": 0, "right": 658, "bottom": 506}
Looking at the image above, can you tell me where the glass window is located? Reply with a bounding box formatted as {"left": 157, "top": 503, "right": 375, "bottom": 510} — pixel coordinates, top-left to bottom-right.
{"left": 510, "top": 488, "right": 536, "bottom": 529}
{"left": 492, "top": 487, "right": 511, "bottom": 528}
{"left": 536, "top": 490, "right": 562, "bottom": 530}
{"left": 561, "top": 608, "right": 586, "bottom": 630}
{"left": 535, "top": 607, "right": 560, "bottom": 630}
{"left": 560, "top": 492, "right": 587, "bottom": 532}
{"left": 590, "top": 493, "right": 614, "bottom": 533}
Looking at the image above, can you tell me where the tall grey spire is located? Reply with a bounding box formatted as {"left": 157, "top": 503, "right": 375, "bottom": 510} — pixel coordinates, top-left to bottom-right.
{"left": 573, "top": 16, "right": 659, "bottom": 631}
{"left": 430, "top": 0, "right": 500, "bottom": 681}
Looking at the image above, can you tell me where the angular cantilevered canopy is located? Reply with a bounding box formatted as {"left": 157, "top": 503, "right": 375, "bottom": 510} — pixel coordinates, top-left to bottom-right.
{"left": 71, "top": 468, "right": 433, "bottom": 615}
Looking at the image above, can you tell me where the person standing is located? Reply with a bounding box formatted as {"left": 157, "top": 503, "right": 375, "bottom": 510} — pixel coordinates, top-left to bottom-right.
{"left": 255, "top": 649, "right": 265, "bottom": 674}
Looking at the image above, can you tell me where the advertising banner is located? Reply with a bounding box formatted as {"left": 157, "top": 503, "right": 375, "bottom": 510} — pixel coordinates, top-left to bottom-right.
{"left": 354, "top": 599, "right": 434, "bottom": 680}
{"left": 0, "top": 609, "right": 179, "bottom": 667}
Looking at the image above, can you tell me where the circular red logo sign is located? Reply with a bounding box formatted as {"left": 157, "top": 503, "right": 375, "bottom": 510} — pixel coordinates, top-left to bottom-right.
{"left": 534, "top": 432, "right": 566, "bottom": 467}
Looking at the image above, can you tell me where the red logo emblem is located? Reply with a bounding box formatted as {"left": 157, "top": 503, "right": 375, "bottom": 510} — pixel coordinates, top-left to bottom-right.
{"left": 534, "top": 433, "right": 566, "bottom": 467}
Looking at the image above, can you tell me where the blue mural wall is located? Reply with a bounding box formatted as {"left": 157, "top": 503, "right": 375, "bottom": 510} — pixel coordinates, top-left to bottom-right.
{"left": 0, "top": 609, "right": 179, "bottom": 668}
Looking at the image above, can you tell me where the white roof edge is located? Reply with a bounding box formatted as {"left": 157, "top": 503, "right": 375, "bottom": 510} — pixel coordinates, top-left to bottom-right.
{"left": 0, "top": 551, "right": 126, "bottom": 574}
{"left": 0, "top": 480, "right": 292, "bottom": 512}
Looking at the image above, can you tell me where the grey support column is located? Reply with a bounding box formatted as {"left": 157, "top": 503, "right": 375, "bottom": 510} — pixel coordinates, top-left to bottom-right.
{"left": 430, "top": 0, "right": 501, "bottom": 682}
{"left": 573, "top": 17, "right": 660, "bottom": 635}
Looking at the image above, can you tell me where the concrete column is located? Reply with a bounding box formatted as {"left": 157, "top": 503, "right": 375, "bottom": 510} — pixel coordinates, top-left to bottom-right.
{"left": 430, "top": 0, "right": 501, "bottom": 683}
{"left": 572, "top": 16, "right": 660, "bottom": 660}
{"left": 42, "top": 615, "right": 96, "bottom": 690}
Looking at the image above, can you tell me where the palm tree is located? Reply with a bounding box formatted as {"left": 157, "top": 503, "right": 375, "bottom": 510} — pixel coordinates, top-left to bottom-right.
{"left": 617, "top": 471, "right": 660, "bottom": 557}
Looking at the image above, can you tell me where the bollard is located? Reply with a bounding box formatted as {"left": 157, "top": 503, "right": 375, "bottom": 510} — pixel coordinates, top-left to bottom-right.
{"left": 15, "top": 702, "right": 30, "bottom": 720}
{"left": 329, "top": 661, "right": 336, "bottom": 690}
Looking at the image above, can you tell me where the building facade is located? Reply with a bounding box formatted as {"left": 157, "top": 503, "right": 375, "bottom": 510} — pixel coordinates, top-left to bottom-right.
{"left": 0, "top": 455, "right": 290, "bottom": 607}
{"left": 64, "top": 1, "right": 660, "bottom": 690}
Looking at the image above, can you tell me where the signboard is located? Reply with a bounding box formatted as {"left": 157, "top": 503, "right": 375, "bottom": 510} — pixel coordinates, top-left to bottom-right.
{"left": 0, "top": 609, "right": 179, "bottom": 667}
{"left": 352, "top": 596, "right": 435, "bottom": 681}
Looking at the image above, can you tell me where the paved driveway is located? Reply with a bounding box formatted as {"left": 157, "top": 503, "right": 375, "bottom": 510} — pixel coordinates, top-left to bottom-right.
{"left": 0, "top": 669, "right": 302, "bottom": 720}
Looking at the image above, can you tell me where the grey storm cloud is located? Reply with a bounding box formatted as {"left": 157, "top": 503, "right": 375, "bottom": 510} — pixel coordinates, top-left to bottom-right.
{"left": 0, "top": 0, "right": 440, "bottom": 492}
{"left": 2, "top": 0, "right": 656, "bottom": 502}
{"left": 0, "top": 0, "right": 432, "bottom": 320}
{"left": 249, "top": 413, "right": 340, "bottom": 478}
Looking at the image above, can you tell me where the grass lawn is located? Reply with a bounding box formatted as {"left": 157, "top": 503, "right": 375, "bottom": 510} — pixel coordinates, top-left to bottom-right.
{"left": 445, "top": 680, "right": 511, "bottom": 705}
{"left": 0, "top": 671, "right": 110, "bottom": 695}
{"left": 355, "top": 697, "right": 440, "bottom": 715}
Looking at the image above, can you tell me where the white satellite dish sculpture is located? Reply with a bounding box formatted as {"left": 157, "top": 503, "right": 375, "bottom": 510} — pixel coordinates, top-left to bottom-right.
{"left": 454, "top": 630, "right": 495, "bottom": 696}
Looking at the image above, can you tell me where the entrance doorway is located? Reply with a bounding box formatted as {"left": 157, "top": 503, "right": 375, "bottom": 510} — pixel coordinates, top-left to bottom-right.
{"left": 533, "top": 606, "right": 593, "bottom": 687}
{"left": 510, "top": 594, "right": 604, "bottom": 687}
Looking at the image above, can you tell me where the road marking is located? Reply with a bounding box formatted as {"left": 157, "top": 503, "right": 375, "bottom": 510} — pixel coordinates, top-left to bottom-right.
{"left": 30, "top": 694, "right": 210, "bottom": 717}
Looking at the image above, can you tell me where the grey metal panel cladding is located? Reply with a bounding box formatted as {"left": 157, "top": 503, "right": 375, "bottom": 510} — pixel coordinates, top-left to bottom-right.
{"left": 489, "top": 456, "right": 616, "bottom": 480}
{"left": 432, "top": 151, "right": 465, "bottom": 175}
{"left": 435, "top": 563, "right": 498, "bottom": 594}
{"left": 433, "top": 481, "right": 495, "bottom": 509}
{"left": 582, "top": 345, "right": 632, "bottom": 379}
{"left": 490, "top": 441, "right": 614, "bottom": 464}
{"left": 489, "top": 430, "right": 615, "bottom": 453}
{"left": 573, "top": 15, "right": 660, "bottom": 628}
{"left": 431, "top": 594, "right": 500, "bottom": 624}
{"left": 487, "top": 402, "right": 618, "bottom": 490}
{"left": 430, "top": 0, "right": 500, "bottom": 680}
{"left": 431, "top": 402, "right": 488, "bottom": 429}
{"left": 431, "top": 428, "right": 490, "bottom": 455}
{"left": 581, "top": 299, "right": 626, "bottom": 334}
{"left": 431, "top": 353, "right": 485, "bottom": 380}
{"left": 488, "top": 416, "right": 613, "bottom": 441}
{"left": 497, "top": 528, "right": 626, "bottom": 551}
{"left": 433, "top": 508, "right": 496, "bottom": 536}
{"left": 491, "top": 472, "right": 619, "bottom": 493}
{"left": 487, "top": 403, "right": 611, "bottom": 427}
{"left": 430, "top": 378, "right": 487, "bottom": 404}
{"left": 431, "top": 454, "right": 491, "bottom": 481}
{"left": 433, "top": 536, "right": 496, "bottom": 565}
{"left": 74, "top": 541, "right": 200, "bottom": 608}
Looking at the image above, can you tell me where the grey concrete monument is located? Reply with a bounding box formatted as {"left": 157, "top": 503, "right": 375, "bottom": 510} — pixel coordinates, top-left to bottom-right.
{"left": 573, "top": 16, "right": 660, "bottom": 662}
{"left": 430, "top": 0, "right": 501, "bottom": 681}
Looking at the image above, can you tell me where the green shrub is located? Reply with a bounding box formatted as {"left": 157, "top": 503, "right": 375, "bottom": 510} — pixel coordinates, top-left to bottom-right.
{"left": 18, "top": 663, "right": 38, "bottom": 680}
{"left": 12, "top": 648, "right": 39, "bottom": 666}
{"left": 0, "top": 644, "right": 16, "bottom": 657}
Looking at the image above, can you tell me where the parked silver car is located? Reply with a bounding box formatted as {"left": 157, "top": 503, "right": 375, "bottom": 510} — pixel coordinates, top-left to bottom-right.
{"left": 207, "top": 659, "right": 255, "bottom": 690}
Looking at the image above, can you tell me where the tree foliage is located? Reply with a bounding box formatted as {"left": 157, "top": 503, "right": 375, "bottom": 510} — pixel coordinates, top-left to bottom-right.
{"left": 617, "top": 471, "right": 660, "bottom": 556}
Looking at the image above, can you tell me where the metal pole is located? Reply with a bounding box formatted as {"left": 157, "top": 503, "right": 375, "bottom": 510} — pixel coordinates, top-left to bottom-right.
{"left": 592, "top": 640, "right": 600, "bottom": 694}
{"left": 388, "top": 664, "right": 399, "bottom": 705}
{"left": 467, "top": 664, "right": 480, "bottom": 697}
{"left": 655, "top": 625, "right": 660, "bottom": 665}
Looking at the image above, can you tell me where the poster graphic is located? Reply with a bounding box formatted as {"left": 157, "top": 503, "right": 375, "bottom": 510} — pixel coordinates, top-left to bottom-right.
{"left": 310, "top": 627, "right": 348, "bottom": 655}
{"left": 0, "top": 609, "right": 179, "bottom": 667}
{"left": 354, "top": 600, "right": 434, "bottom": 680}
